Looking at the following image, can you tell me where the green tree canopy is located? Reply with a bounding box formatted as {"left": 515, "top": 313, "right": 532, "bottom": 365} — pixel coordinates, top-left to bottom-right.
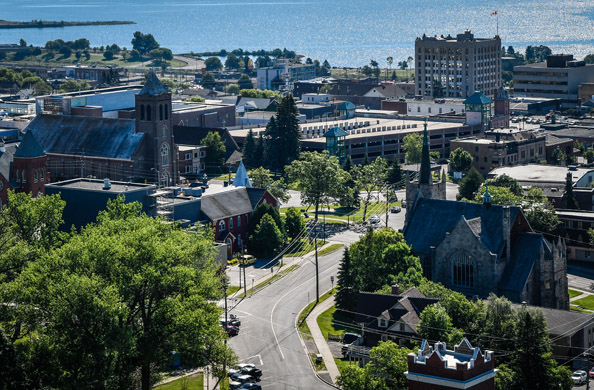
{"left": 285, "top": 151, "right": 350, "bottom": 220}
{"left": 131, "top": 31, "right": 159, "bottom": 56}
{"left": 225, "top": 53, "right": 241, "bottom": 69}
{"left": 58, "top": 80, "right": 91, "bottom": 93}
{"left": 248, "top": 167, "right": 290, "bottom": 203}
{"left": 387, "top": 158, "right": 403, "bottom": 186}
{"left": 242, "top": 129, "right": 258, "bottom": 168}
{"left": 248, "top": 202, "right": 283, "bottom": 237}
{"left": 449, "top": 147, "right": 473, "bottom": 173}
{"left": 487, "top": 174, "right": 523, "bottom": 196}
{"left": 418, "top": 303, "right": 455, "bottom": 343}
{"left": 201, "top": 131, "right": 226, "bottom": 174}
{"left": 353, "top": 157, "right": 388, "bottom": 221}
{"left": 264, "top": 94, "right": 301, "bottom": 173}
{"left": 403, "top": 133, "right": 422, "bottom": 164}
{"left": 201, "top": 72, "right": 216, "bottom": 89}
{"left": 562, "top": 172, "right": 578, "bottom": 209}
{"left": 283, "top": 207, "right": 305, "bottom": 240}
{"left": 249, "top": 214, "right": 284, "bottom": 258}
{"left": 205, "top": 57, "right": 223, "bottom": 71}
{"left": 237, "top": 74, "right": 253, "bottom": 90}
{"left": 458, "top": 167, "right": 484, "bottom": 200}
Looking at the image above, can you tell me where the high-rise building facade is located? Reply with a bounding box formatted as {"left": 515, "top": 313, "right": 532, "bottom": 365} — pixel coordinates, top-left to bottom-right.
{"left": 415, "top": 30, "right": 501, "bottom": 99}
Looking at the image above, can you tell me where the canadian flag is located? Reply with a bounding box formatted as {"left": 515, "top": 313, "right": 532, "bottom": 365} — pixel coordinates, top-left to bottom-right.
{"left": 491, "top": 10, "right": 498, "bottom": 16}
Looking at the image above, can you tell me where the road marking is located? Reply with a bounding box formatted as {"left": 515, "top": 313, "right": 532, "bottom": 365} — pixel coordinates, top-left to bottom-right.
{"left": 234, "top": 309, "right": 253, "bottom": 317}
{"left": 240, "top": 354, "right": 263, "bottom": 366}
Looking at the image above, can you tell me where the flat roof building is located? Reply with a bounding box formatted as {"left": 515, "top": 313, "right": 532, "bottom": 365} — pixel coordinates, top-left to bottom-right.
{"left": 415, "top": 30, "right": 501, "bottom": 99}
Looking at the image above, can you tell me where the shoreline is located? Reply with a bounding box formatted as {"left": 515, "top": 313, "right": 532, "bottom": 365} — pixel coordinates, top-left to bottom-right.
{"left": 0, "top": 20, "right": 135, "bottom": 29}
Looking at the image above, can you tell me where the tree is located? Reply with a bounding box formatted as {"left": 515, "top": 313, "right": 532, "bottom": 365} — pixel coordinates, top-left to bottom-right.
{"left": 562, "top": 172, "right": 578, "bottom": 209}
{"left": 249, "top": 167, "right": 290, "bottom": 203}
{"left": 103, "top": 50, "right": 114, "bottom": 60}
{"left": 362, "top": 65, "right": 372, "bottom": 77}
{"left": 237, "top": 74, "right": 253, "bottom": 90}
{"left": 19, "top": 38, "right": 26, "bottom": 47}
{"left": 385, "top": 56, "right": 393, "bottom": 81}
{"left": 33, "top": 79, "right": 52, "bottom": 96}
{"left": 242, "top": 129, "right": 258, "bottom": 168}
{"left": 59, "top": 80, "right": 91, "bottom": 93}
{"left": 403, "top": 133, "right": 422, "bottom": 164}
{"left": 131, "top": 31, "right": 159, "bottom": 56}
{"left": 248, "top": 203, "right": 283, "bottom": 237}
{"left": 366, "top": 341, "right": 412, "bottom": 390}
{"left": 418, "top": 303, "right": 455, "bottom": 343}
{"left": 335, "top": 247, "right": 358, "bottom": 310}
{"left": 201, "top": 72, "right": 216, "bottom": 90}
{"left": 474, "top": 185, "right": 523, "bottom": 205}
{"left": 4, "top": 197, "right": 233, "bottom": 390}
{"left": 322, "top": 59, "right": 330, "bottom": 69}
{"left": 204, "top": 57, "right": 223, "bottom": 71}
{"left": 284, "top": 207, "right": 305, "bottom": 240}
{"left": 225, "top": 53, "right": 241, "bottom": 69}
{"left": 387, "top": 158, "right": 403, "bottom": 186}
{"left": 353, "top": 157, "right": 388, "bottom": 221}
{"left": 223, "top": 83, "right": 240, "bottom": 95}
{"left": 525, "top": 45, "right": 552, "bottom": 63}
{"left": 449, "top": 148, "right": 473, "bottom": 173}
{"left": 585, "top": 54, "right": 594, "bottom": 64}
{"left": 458, "top": 167, "right": 484, "bottom": 200}
{"left": 488, "top": 174, "right": 523, "bottom": 196}
{"left": 201, "top": 131, "right": 226, "bottom": 174}
{"left": 370, "top": 59, "right": 380, "bottom": 78}
{"left": 337, "top": 364, "right": 386, "bottom": 390}
{"left": 264, "top": 94, "right": 301, "bottom": 173}
{"left": 249, "top": 214, "right": 284, "bottom": 258}
{"left": 285, "top": 151, "right": 349, "bottom": 220}
{"left": 58, "top": 46, "right": 72, "bottom": 58}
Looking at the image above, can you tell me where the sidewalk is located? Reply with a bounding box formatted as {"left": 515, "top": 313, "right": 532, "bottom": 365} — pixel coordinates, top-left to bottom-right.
{"left": 305, "top": 295, "right": 340, "bottom": 384}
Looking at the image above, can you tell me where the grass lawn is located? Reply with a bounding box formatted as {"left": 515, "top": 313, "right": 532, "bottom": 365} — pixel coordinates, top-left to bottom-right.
{"left": 571, "top": 305, "right": 592, "bottom": 314}
{"left": 318, "top": 244, "right": 344, "bottom": 257}
{"left": 297, "top": 287, "right": 337, "bottom": 339}
{"left": 310, "top": 353, "right": 327, "bottom": 371}
{"left": 569, "top": 289, "right": 583, "bottom": 299}
{"left": 155, "top": 373, "right": 204, "bottom": 390}
{"left": 236, "top": 264, "right": 299, "bottom": 298}
{"left": 284, "top": 239, "right": 327, "bottom": 257}
{"left": 279, "top": 201, "right": 400, "bottom": 224}
{"left": 572, "top": 295, "right": 594, "bottom": 310}
{"left": 334, "top": 357, "right": 356, "bottom": 373}
{"left": 226, "top": 285, "right": 240, "bottom": 296}
{"left": 316, "top": 305, "right": 359, "bottom": 340}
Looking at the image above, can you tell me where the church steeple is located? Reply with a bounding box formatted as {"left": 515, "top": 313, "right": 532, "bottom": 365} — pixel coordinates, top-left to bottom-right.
{"left": 419, "top": 118, "right": 431, "bottom": 185}
{"left": 483, "top": 182, "right": 492, "bottom": 208}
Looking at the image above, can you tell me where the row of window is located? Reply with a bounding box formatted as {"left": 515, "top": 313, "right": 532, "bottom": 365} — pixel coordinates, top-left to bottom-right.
{"left": 218, "top": 214, "right": 248, "bottom": 232}
{"left": 15, "top": 168, "right": 45, "bottom": 184}
{"left": 139, "top": 103, "right": 169, "bottom": 121}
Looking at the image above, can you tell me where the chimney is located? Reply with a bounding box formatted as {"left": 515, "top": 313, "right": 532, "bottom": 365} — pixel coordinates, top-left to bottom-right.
{"left": 391, "top": 284, "right": 400, "bottom": 295}
{"left": 103, "top": 178, "right": 111, "bottom": 190}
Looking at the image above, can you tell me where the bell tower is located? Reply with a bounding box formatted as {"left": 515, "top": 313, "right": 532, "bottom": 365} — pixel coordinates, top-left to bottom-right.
{"left": 135, "top": 71, "right": 176, "bottom": 186}
{"left": 13, "top": 131, "right": 47, "bottom": 197}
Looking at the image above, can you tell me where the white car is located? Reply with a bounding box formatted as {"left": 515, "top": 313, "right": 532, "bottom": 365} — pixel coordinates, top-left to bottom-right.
{"left": 572, "top": 370, "right": 588, "bottom": 385}
{"left": 369, "top": 215, "right": 380, "bottom": 224}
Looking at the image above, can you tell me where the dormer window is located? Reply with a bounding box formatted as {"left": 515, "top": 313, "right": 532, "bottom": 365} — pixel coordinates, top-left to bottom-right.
{"left": 378, "top": 318, "right": 388, "bottom": 328}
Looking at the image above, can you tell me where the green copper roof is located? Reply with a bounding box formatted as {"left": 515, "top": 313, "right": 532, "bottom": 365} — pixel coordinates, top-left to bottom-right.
{"left": 463, "top": 91, "right": 493, "bottom": 105}
{"left": 338, "top": 101, "right": 356, "bottom": 110}
{"left": 323, "top": 127, "right": 348, "bottom": 137}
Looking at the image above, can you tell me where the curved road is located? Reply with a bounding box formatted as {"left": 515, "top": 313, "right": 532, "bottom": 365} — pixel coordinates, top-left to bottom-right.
{"left": 228, "top": 250, "right": 343, "bottom": 389}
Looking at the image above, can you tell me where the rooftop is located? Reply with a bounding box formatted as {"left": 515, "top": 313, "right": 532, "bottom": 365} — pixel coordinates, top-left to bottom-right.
{"left": 46, "top": 178, "right": 155, "bottom": 193}
{"left": 489, "top": 164, "right": 593, "bottom": 184}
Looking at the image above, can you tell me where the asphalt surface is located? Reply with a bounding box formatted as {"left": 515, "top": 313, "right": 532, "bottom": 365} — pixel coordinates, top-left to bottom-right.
{"left": 227, "top": 250, "right": 343, "bottom": 389}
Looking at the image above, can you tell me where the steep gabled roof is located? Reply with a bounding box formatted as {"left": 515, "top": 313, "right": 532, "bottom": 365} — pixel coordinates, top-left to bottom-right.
{"left": 403, "top": 198, "right": 521, "bottom": 255}
{"left": 0, "top": 143, "right": 18, "bottom": 185}
{"left": 246, "top": 188, "right": 268, "bottom": 209}
{"left": 139, "top": 71, "right": 169, "bottom": 96}
{"left": 25, "top": 114, "right": 143, "bottom": 160}
{"left": 463, "top": 91, "right": 493, "bottom": 105}
{"left": 338, "top": 101, "right": 356, "bottom": 110}
{"left": 14, "top": 130, "right": 44, "bottom": 158}
{"left": 498, "top": 232, "right": 544, "bottom": 294}
{"left": 355, "top": 292, "right": 401, "bottom": 324}
{"left": 200, "top": 187, "right": 254, "bottom": 221}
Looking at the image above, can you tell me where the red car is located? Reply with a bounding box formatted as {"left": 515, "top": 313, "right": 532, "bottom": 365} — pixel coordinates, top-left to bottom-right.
{"left": 589, "top": 368, "right": 594, "bottom": 378}
{"left": 223, "top": 324, "right": 239, "bottom": 336}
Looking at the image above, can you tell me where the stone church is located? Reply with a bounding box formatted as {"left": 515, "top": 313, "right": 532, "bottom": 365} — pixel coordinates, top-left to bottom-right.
{"left": 403, "top": 123, "right": 569, "bottom": 310}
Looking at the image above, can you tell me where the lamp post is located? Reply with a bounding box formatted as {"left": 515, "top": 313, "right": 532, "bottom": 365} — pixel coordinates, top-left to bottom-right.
{"left": 150, "top": 167, "right": 160, "bottom": 187}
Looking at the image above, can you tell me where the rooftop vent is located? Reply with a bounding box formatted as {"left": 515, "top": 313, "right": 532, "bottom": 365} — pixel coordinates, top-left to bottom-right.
{"left": 103, "top": 178, "right": 111, "bottom": 190}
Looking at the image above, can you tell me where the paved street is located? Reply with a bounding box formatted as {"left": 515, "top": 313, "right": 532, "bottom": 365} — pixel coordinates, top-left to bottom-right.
{"left": 226, "top": 250, "right": 343, "bottom": 389}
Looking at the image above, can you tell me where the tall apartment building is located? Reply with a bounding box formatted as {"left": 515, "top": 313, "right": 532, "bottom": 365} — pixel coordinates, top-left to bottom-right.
{"left": 256, "top": 59, "right": 316, "bottom": 90}
{"left": 514, "top": 54, "right": 594, "bottom": 102}
{"left": 415, "top": 30, "right": 501, "bottom": 99}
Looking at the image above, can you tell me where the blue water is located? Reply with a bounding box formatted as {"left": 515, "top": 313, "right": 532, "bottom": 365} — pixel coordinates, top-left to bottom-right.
{"left": 0, "top": 0, "right": 593, "bottom": 67}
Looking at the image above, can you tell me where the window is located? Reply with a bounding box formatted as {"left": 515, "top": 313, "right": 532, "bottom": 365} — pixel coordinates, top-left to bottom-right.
{"left": 159, "top": 104, "right": 163, "bottom": 121}
{"left": 185, "top": 153, "right": 191, "bottom": 160}
{"left": 162, "top": 125, "right": 167, "bottom": 138}
{"left": 237, "top": 216, "right": 241, "bottom": 227}
{"left": 22, "top": 170, "right": 26, "bottom": 183}
{"left": 185, "top": 166, "right": 191, "bottom": 173}
{"left": 229, "top": 217, "right": 233, "bottom": 229}
{"left": 452, "top": 252, "right": 474, "bottom": 288}
{"left": 381, "top": 334, "right": 388, "bottom": 342}
{"left": 161, "top": 143, "right": 169, "bottom": 166}
{"left": 378, "top": 318, "right": 388, "bottom": 328}
{"left": 140, "top": 104, "right": 145, "bottom": 120}
{"left": 147, "top": 105, "right": 152, "bottom": 121}
{"left": 586, "top": 251, "right": 591, "bottom": 259}
{"left": 399, "top": 323, "right": 405, "bottom": 331}
{"left": 40, "top": 168, "right": 44, "bottom": 182}
{"left": 164, "top": 104, "right": 168, "bottom": 120}
{"left": 417, "top": 107, "right": 421, "bottom": 113}
{"left": 34, "top": 169, "right": 38, "bottom": 183}
{"left": 15, "top": 169, "right": 20, "bottom": 183}
{"left": 219, "top": 220, "right": 226, "bottom": 231}
{"left": 578, "top": 221, "right": 583, "bottom": 229}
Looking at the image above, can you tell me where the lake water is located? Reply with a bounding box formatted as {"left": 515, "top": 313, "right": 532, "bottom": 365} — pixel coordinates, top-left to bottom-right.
{"left": 0, "top": 0, "right": 593, "bottom": 67}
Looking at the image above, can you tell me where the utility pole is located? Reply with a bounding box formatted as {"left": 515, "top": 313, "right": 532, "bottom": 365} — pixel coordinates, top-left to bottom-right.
{"left": 243, "top": 267, "right": 247, "bottom": 297}
{"left": 315, "top": 222, "right": 319, "bottom": 302}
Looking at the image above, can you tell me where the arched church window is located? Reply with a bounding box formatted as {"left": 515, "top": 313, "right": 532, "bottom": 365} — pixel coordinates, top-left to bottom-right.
{"left": 159, "top": 104, "right": 163, "bottom": 121}
{"left": 140, "top": 105, "right": 145, "bottom": 120}
{"left": 161, "top": 143, "right": 169, "bottom": 166}
{"left": 219, "top": 220, "right": 226, "bottom": 231}
{"left": 40, "top": 168, "right": 44, "bottom": 182}
{"left": 15, "top": 169, "right": 20, "bottom": 183}
{"left": 147, "top": 105, "right": 152, "bottom": 121}
{"left": 452, "top": 252, "right": 474, "bottom": 288}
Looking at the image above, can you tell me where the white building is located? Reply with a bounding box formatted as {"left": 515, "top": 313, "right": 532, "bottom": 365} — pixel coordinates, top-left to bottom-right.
{"left": 407, "top": 98, "right": 465, "bottom": 116}
{"left": 257, "top": 59, "right": 316, "bottom": 91}
{"left": 301, "top": 93, "right": 330, "bottom": 104}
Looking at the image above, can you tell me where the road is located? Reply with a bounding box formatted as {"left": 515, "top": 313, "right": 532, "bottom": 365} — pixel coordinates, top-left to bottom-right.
{"left": 227, "top": 249, "right": 343, "bottom": 389}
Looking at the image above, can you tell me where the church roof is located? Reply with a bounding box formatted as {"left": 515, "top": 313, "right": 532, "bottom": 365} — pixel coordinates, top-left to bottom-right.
{"left": 139, "top": 71, "right": 169, "bottom": 96}
{"left": 403, "top": 198, "right": 520, "bottom": 255}
{"left": 14, "top": 130, "right": 44, "bottom": 158}
{"left": 463, "top": 91, "right": 493, "bottom": 105}
{"left": 323, "top": 127, "right": 348, "bottom": 138}
{"left": 0, "top": 143, "right": 18, "bottom": 185}
{"left": 498, "top": 232, "right": 547, "bottom": 294}
{"left": 200, "top": 187, "right": 254, "bottom": 221}
{"left": 25, "top": 114, "right": 144, "bottom": 160}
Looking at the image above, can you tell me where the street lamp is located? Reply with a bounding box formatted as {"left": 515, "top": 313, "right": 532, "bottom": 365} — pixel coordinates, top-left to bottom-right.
{"left": 583, "top": 352, "right": 593, "bottom": 390}
{"left": 150, "top": 167, "right": 160, "bottom": 187}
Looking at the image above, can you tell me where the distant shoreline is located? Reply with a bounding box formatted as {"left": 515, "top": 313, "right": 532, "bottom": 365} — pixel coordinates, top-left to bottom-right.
{"left": 0, "top": 20, "right": 135, "bottom": 29}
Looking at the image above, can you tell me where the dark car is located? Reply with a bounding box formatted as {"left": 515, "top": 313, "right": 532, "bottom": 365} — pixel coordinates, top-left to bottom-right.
{"left": 239, "top": 384, "right": 262, "bottom": 390}
{"left": 223, "top": 324, "right": 239, "bottom": 336}
{"left": 341, "top": 332, "right": 361, "bottom": 356}
{"left": 241, "top": 367, "right": 262, "bottom": 380}
{"left": 390, "top": 206, "right": 401, "bottom": 213}
{"left": 221, "top": 319, "right": 241, "bottom": 327}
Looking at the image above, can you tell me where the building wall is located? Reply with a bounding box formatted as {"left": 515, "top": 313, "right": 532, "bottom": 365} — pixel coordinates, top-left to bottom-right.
{"left": 578, "top": 83, "right": 594, "bottom": 103}
{"left": 212, "top": 213, "right": 250, "bottom": 253}
{"left": 45, "top": 155, "right": 139, "bottom": 183}
{"left": 407, "top": 101, "right": 465, "bottom": 116}
{"left": 415, "top": 31, "right": 501, "bottom": 99}
{"left": 514, "top": 63, "right": 594, "bottom": 101}
{"left": 173, "top": 105, "right": 236, "bottom": 128}
{"left": 13, "top": 156, "right": 47, "bottom": 198}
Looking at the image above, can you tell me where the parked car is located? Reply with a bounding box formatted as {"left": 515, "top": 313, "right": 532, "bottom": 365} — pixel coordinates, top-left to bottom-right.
{"left": 241, "top": 366, "right": 262, "bottom": 380}
{"left": 390, "top": 206, "right": 401, "bottom": 213}
{"left": 221, "top": 318, "right": 241, "bottom": 327}
{"left": 239, "top": 254, "right": 256, "bottom": 266}
{"left": 237, "top": 363, "right": 255, "bottom": 370}
{"left": 341, "top": 332, "right": 361, "bottom": 356}
{"left": 230, "top": 313, "right": 240, "bottom": 321}
{"left": 239, "top": 384, "right": 262, "bottom": 390}
{"left": 222, "top": 324, "right": 239, "bottom": 336}
{"left": 589, "top": 368, "right": 594, "bottom": 378}
{"left": 369, "top": 215, "right": 380, "bottom": 224}
{"left": 572, "top": 370, "right": 588, "bottom": 385}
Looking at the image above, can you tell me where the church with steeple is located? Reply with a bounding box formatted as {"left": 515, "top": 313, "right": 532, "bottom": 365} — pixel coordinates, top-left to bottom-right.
{"left": 404, "top": 120, "right": 447, "bottom": 223}
{"left": 403, "top": 122, "right": 569, "bottom": 310}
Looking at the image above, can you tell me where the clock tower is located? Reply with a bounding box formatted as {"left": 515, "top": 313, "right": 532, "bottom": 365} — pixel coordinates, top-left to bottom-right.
{"left": 135, "top": 71, "right": 176, "bottom": 186}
